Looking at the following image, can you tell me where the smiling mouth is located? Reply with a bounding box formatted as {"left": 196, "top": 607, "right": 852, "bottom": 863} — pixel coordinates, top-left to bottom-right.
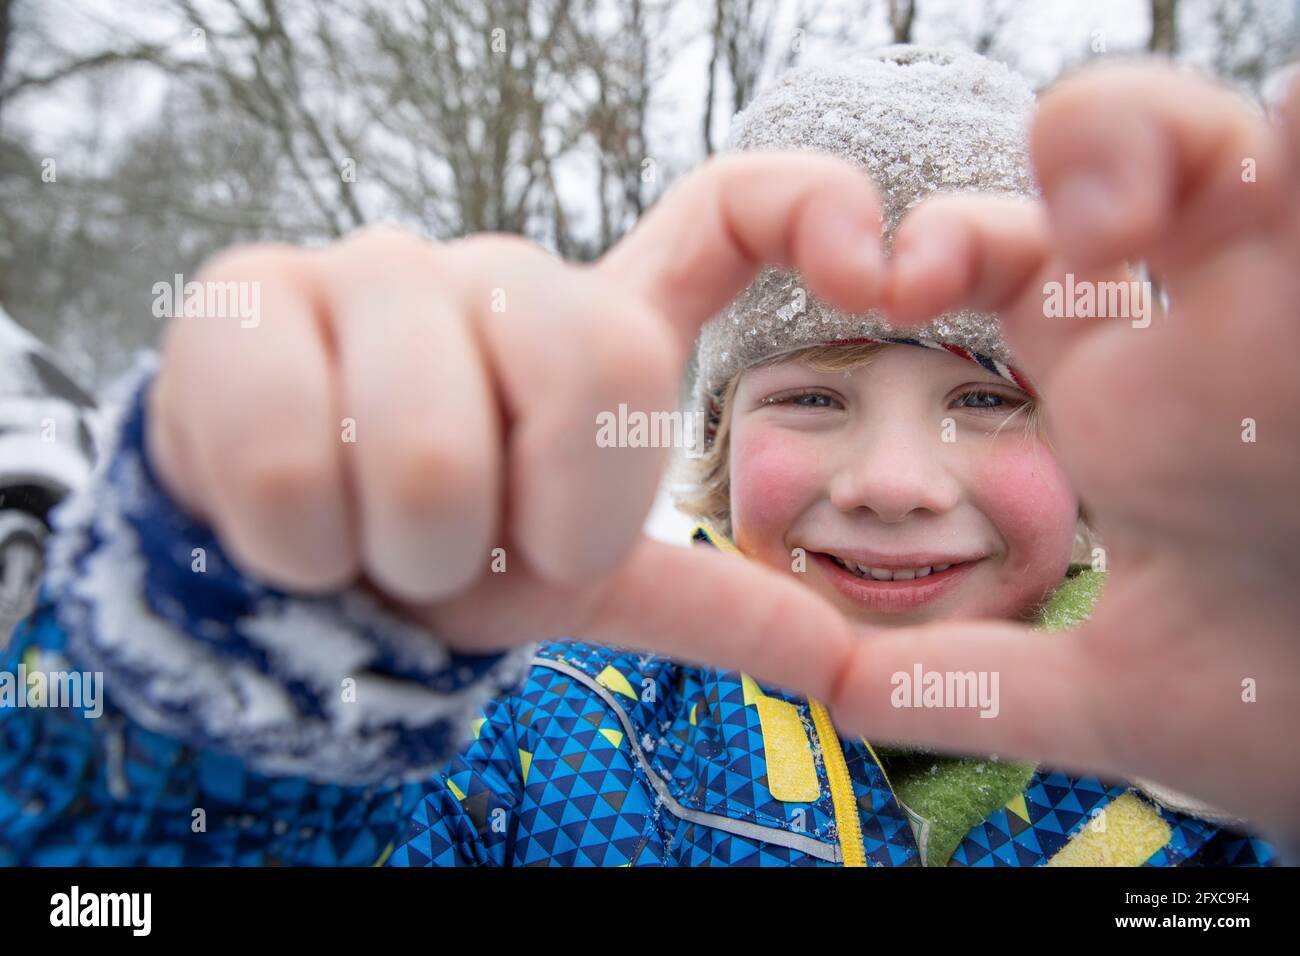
{"left": 820, "top": 553, "right": 976, "bottom": 582}
{"left": 809, "top": 550, "right": 983, "bottom": 612}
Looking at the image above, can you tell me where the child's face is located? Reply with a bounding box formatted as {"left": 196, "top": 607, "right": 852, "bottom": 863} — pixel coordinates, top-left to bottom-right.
{"left": 728, "top": 345, "right": 1079, "bottom": 627}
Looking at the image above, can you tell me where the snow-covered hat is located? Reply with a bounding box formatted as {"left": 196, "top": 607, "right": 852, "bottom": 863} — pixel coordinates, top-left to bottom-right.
{"left": 688, "top": 45, "right": 1039, "bottom": 443}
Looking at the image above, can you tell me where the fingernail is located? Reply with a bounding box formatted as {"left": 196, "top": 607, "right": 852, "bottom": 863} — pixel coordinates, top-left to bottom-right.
{"left": 1048, "top": 171, "right": 1132, "bottom": 245}
{"left": 891, "top": 243, "right": 929, "bottom": 293}
{"left": 827, "top": 203, "right": 882, "bottom": 262}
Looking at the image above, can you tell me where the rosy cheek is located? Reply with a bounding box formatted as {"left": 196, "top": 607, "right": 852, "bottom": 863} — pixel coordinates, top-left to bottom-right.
{"left": 969, "top": 441, "right": 1078, "bottom": 602}
{"left": 730, "top": 427, "right": 822, "bottom": 563}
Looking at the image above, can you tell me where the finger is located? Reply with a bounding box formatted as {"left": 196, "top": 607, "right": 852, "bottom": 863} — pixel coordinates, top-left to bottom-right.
{"left": 887, "top": 194, "right": 1051, "bottom": 324}
{"left": 451, "top": 235, "right": 680, "bottom": 584}
{"left": 158, "top": 244, "right": 357, "bottom": 591}
{"left": 883, "top": 192, "right": 1134, "bottom": 388}
{"left": 822, "top": 582, "right": 1300, "bottom": 837}
{"left": 1031, "top": 61, "right": 1291, "bottom": 272}
{"left": 823, "top": 619, "right": 1118, "bottom": 777}
{"left": 597, "top": 151, "right": 886, "bottom": 350}
{"left": 577, "top": 536, "right": 859, "bottom": 704}
{"left": 320, "top": 228, "right": 502, "bottom": 603}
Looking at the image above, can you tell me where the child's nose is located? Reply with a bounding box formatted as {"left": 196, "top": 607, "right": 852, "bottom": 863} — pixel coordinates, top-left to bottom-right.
{"left": 825, "top": 425, "right": 963, "bottom": 522}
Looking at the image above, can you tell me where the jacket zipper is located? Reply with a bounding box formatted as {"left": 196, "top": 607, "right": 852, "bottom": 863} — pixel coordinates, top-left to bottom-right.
{"left": 808, "top": 699, "right": 867, "bottom": 867}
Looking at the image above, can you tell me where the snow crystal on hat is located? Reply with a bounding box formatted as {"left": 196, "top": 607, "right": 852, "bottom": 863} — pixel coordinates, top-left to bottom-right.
{"left": 687, "top": 45, "right": 1039, "bottom": 415}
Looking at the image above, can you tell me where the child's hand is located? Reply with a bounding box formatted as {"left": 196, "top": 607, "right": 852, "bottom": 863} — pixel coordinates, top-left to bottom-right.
{"left": 147, "top": 153, "right": 883, "bottom": 694}
{"left": 836, "top": 62, "right": 1300, "bottom": 840}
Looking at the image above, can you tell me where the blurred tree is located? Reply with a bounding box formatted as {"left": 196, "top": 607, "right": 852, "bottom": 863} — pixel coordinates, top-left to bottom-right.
{"left": 889, "top": 0, "right": 916, "bottom": 43}
{"left": 972, "top": 0, "right": 1020, "bottom": 58}
{"left": 703, "top": 0, "right": 784, "bottom": 155}
{"left": 1151, "top": 0, "right": 1179, "bottom": 53}
{"left": 1, "top": 79, "right": 293, "bottom": 378}
{"left": 1, "top": 0, "right": 674, "bottom": 381}
{"left": 1203, "top": 0, "right": 1295, "bottom": 89}
{"left": 0, "top": 0, "right": 12, "bottom": 105}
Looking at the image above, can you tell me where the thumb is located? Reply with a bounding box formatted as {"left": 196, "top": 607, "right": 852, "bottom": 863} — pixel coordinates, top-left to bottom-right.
{"left": 577, "top": 535, "right": 858, "bottom": 704}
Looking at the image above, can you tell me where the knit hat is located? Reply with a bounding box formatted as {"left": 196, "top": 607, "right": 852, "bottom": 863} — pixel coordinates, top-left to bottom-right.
{"left": 687, "top": 45, "right": 1040, "bottom": 444}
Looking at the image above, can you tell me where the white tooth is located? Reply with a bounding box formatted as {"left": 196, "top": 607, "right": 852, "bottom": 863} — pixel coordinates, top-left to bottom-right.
{"left": 835, "top": 557, "right": 867, "bottom": 579}
{"left": 835, "top": 558, "right": 948, "bottom": 580}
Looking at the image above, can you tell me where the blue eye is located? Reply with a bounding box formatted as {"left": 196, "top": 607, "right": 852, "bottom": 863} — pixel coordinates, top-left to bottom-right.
{"left": 956, "top": 389, "right": 1017, "bottom": 410}
{"left": 766, "top": 391, "right": 838, "bottom": 408}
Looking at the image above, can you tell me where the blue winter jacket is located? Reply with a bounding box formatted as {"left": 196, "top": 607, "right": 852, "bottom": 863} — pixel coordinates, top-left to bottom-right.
{"left": 0, "top": 366, "right": 1281, "bottom": 866}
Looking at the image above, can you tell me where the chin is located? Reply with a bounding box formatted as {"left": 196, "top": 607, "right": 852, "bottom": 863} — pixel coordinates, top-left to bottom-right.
{"left": 840, "top": 599, "right": 954, "bottom": 628}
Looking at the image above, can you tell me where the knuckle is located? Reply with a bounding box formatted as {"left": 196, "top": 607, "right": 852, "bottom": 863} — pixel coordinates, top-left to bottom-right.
{"left": 167, "top": 242, "right": 315, "bottom": 339}
{"left": 328, "top": 224, "right": 442, "bottom": 277}
{"left": 456, "top": 231, "right": 533, "bottom": 255}
{"left": 696, "top": 151, "right": 746, "bottom": 183}
{"left": 374, "top": 424, "right": 487, "bottom": 518}
{"left": 341, "top": 222, "right": 420, "bottom": 249}
{"left": 452, "top": 232, "right": 558, "bottom": 271}
{"left": 225, "top": 439, "right": 338, "bottom": 516}
{"left": 197, "top": 241, "right": 310, "bottom": 284}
